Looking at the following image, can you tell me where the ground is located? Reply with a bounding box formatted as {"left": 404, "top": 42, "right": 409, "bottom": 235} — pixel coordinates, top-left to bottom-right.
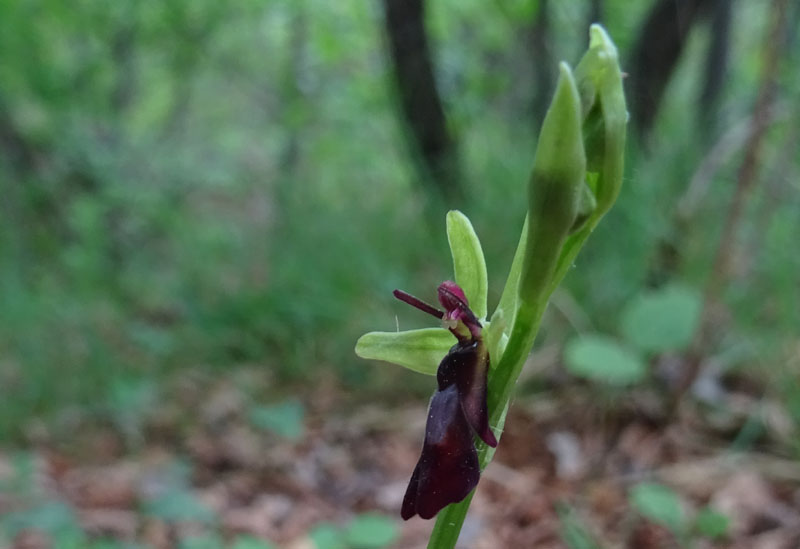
{"left": 2, "top": 368, "right": 799, "bottom": 549}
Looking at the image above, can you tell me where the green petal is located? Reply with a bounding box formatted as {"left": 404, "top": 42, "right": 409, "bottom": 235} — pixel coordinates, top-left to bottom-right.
{"left": 446, "top": 210, "right": 488, "bottom": 319}
{"left": 355, "top": 328, "right": 454, "bottom": 375}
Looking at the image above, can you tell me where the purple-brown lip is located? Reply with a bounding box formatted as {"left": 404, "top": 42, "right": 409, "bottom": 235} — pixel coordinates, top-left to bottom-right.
{"left": 394, "top": 281, "right": 496, "bottom": 520}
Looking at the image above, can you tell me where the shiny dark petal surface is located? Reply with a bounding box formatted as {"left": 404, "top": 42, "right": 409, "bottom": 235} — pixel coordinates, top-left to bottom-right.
{"left": 401, "top": 385, "right": 480, "bottom": 520}
{"left": 437, "top": 341, "right": 497, "bottom": 448}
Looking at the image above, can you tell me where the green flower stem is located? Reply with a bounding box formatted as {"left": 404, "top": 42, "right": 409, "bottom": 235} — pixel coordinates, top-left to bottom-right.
{"left": 427, "top": 64, "right": 583, "bottom": 549}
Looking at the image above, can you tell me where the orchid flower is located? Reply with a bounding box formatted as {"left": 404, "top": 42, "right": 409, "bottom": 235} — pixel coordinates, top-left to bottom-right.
{"left": 394, "top": 281, "right": 496, "bottom": 519}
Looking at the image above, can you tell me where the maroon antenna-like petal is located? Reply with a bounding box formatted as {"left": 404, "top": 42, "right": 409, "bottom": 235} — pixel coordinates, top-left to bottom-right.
{"left": 393, "top": 289, "right": 444, "bottom": 320}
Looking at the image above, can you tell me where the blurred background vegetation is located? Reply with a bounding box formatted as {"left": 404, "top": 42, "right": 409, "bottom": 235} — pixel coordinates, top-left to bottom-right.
{"left": 0, "top": 0, "right": 798, "bottom": 450}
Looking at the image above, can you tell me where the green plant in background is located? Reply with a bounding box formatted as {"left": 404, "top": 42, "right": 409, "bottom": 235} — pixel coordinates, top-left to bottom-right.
{"left": 557, "top": 504, "right": 601, "bottom": 549}
{"left": 564, "top": 284, "right": 703, "bottom": 386}
{"left": 629, "top": 482, "right": 730, "bottom": 544}
{"left": 356, "top": 25, "right": 626, "bottom": 548}
{"left": 309, "top": 514, "right": 399, "bottom": 549}
{"left": 249, "top": 398, "right": 306, "bottom": 441}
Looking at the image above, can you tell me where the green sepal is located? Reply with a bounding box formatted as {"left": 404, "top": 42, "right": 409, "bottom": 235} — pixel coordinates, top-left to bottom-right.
{"left": 354, "top": 328, "right": 454, "bottom": 376}
{"left": 446, "top": 210, "right": 488, "bottom": 319}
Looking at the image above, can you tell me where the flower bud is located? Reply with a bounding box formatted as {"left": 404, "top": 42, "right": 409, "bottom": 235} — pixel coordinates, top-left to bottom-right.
{"left": 519, "top": 63, "right": 586, "bottom": 305}
{"left": 574, "top": 24, "right": 627, "bottom": 218}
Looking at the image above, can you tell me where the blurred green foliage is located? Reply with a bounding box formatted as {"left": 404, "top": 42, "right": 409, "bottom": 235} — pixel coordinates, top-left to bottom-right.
{"left": 557, "top": 504, "right": 600, "bottom": 549}
{"left": 564, "top": 334, "right": 646, "bottom": 385}
{"left": 0, "top": 0, "right": 798, "bottom": 441}
{"left": 564, "top": 284, "right": 702, "bottom": 385}
{"left": 249, "top": 398, "right": 305, "bottom": 440}
{"left": 629, "top": 482, "right": 685, "bottom": 534}
{"left": 310, "top": 514, "right": 399, "bottom": 549}
{"left": 628, "top": 482, "right": 731, "bottom": 543}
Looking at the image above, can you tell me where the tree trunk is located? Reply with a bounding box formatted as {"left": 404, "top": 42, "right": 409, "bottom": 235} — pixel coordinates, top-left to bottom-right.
{"left": 628, "top": 0, "right": 713, "bottom": 135}
{"left": 529, "top": 0, "right": 553, "bottom": 123}
{"left": 587, "top": 0, "right": 604, "bottom": 28}
{"left": 382, "top": 0, "right": 462, "bottom": 204}
{"left": 698, "top": 0, "right": 733, "bottom": 132}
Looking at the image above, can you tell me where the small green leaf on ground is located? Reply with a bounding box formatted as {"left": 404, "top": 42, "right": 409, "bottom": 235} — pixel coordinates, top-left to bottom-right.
{"left": 310, "top": 522, "right": 345, "bottom": 549}
{"left": 694, "top": 507, "right": 730, "bottom": 539}
{"left": 344, "top": 513, "right": 400, "bottom": 548}
{"left": 249, "top": 398, "right": 305, "bottom": 440}
{"left": 231, "top": 536, "right": 276, "bottom": 549}
{"left": 564, "top": 334, "right": 646, "bottom": 385}
{"left": 629, "top": 482, "right": 685, "bottom": 533}
{"left": 179, "top": 534, "right": 224, "bottom": 549}
{"left": 620, "top": 285, "right": 702, "bottom": 353}
{"left": 142, "top": 490, "right": 216, "bottom": 524}
{"left": 0, "top": 501, "right": 81, "bottom": 538}
{"left": 557, "top": 505, "right": 600, "bottom": 549}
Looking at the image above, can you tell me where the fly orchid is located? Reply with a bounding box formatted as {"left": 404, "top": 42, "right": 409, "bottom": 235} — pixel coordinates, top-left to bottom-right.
{"left": 393, "top": 281, "right": 497, "bottom": 519}
{"left": 357, "top": 25, "right": 626, "bottom": 547}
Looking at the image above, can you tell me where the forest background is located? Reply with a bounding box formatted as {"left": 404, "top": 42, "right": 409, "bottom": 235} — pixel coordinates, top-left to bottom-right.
{"left": 1, "top": 0, "right": 799, "bottom": 547}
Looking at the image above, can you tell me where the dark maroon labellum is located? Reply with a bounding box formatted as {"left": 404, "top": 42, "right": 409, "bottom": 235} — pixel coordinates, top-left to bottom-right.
{"left": 394, "top": 281, "right": 497, "bottom": 520}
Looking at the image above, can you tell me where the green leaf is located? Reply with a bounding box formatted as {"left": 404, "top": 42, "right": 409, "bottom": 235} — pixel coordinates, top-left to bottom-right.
{"left": 564, "top": 335, "right": 646, "bottom": 385}
{"left": 309, "top": 523, "right": 345, "bottom": 549}
{"left": 179, "top": 534, "right": 224, "bottom": 549}
{"left": 629, "top": 482, "right": 685, "bottom": 533}
{"left": 694, "top": 507, "right": 729, "bottom": 539}
{"left": 231, "top": 536, "right": 276, "bottom": 549}
{"left": 52, "top": 530, "right": 90, "bottom": 549}
{"left": 230, "top": 537, "right": 275, "bottom": 549}
{"left": 557, "top": 505, "right": 600, "bottom": 549}
{"left": 344, "top": 514, "right": 399, "bottom": 548}
{"left": 87, "top": 542, "right": 149, "bottom": 549}
{"left": 142, "top": 490, "right": 216, "bottom": 524}
{"left": 620, "top": 285, "right": 702, "bottom": 353}
{"left": 85, "top": 540, "right": 147, "bottom": 549}
{"left": 446, "top": 210, "right": 488, "bottom": 319}
{"left": 1, "top": 501, "right": 81, "bottom": 538}
{"left": 249, "top": 399, "right": 305, "bottom": 440}
{"left": 355, "top": 328, "right": 453, "bottom": 375}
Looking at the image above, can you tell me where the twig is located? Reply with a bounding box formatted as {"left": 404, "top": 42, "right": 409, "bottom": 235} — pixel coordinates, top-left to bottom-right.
{"left": 615, "top": 453, "right": 800, "bottom": 486}
{"left": 676, "top": 103, "right": 785, "bottom": 221}
{"left": 673, "top": 0, "right": 790, "bottom": 412}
